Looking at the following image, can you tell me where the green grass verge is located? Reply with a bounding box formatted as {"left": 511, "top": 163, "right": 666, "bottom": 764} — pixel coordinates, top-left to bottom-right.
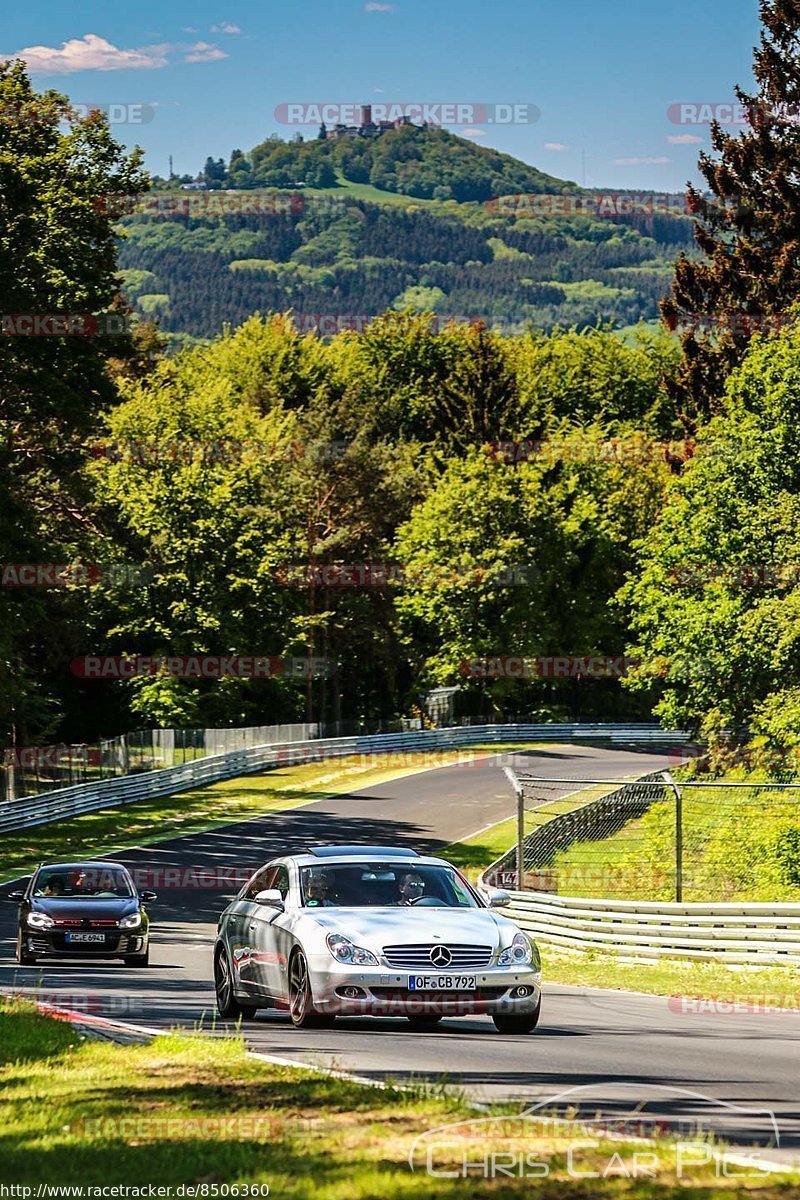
{"left": 543, "top": 949, "right": 800, "bottom": 1008}
{"left": 0, "top": 744, "right": 533, "bottom": 883}
{"left": 1, "top": 1000, "right": 796, "bottom": 1195}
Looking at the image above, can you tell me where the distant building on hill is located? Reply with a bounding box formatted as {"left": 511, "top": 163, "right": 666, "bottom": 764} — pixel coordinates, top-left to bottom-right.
{"left": 324, "top": 104, "right": 418, "bottom": 141}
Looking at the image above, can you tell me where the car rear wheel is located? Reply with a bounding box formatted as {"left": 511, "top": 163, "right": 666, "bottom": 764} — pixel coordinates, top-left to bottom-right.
{"left": 16, "top": 932, "right": 36, "bottom": 965}
{"left": 214, "top": 946, "right": 257, "bottom": 1020}
{"left": 492, "top": 996, "right": 541, "bottom": 1035}
{"left": 288, "top": 949, "right": 335, "bottom": 1028}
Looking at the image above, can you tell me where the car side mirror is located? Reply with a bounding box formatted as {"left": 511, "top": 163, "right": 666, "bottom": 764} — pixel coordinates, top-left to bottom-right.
{"left": 6, "top": 891, "right": 25, "bottom": 903}
{"left": 254, "top": 888, "right": 285, "bottom": 912}
{"left": 139, "top": 890, "right": 157, "bottom": 903}
{"left": 484, "top": 887, "right": 511, "bottom": 908}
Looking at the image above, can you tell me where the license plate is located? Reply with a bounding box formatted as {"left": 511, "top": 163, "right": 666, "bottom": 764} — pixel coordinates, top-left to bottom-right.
{"left": 408, "top": 975, "right": 477, "bottom": 991}
{"left": 65, "top": 932, "right": 106, "bottom": 944}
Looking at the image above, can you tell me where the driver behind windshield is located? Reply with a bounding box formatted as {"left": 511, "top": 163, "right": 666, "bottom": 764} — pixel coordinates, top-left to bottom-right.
{"left": 305, "top": 871, "right": 336, "bottom": 907}
{"left": 395, "top": 872, "right": 425, "bottom": 905}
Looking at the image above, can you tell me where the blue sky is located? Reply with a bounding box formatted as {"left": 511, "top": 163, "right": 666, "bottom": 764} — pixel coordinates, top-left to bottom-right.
{"left": 2, "top": 0, "right": 762, "bottom": 191}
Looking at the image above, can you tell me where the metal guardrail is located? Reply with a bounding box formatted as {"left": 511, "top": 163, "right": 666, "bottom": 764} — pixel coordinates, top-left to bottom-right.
{"left": 497, "top": 890, "right": 800, "bottom": 964}
{"left": 0, "top": 722, "right": 687, "bottom": 834}
{"left": 482, "top": 771, "right": 800, "bottom": 963}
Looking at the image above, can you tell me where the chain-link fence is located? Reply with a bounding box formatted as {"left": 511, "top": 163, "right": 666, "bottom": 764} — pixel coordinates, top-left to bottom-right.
{"left": 0, "top": 723, "right": 318, "bottom": 801}
{"left": 489, "top": 773, "right": 800, "bottom": 903}
{"left": 0, "top": 718, "right": 429, "bottom": 802}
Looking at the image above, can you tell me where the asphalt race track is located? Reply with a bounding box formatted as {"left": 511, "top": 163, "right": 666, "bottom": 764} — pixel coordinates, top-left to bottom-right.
{"left": 2, "top": 744, "right": 799, "bottom": 1161}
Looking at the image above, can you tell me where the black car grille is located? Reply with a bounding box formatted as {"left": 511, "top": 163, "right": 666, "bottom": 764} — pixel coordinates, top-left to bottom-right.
{"left": 382, "top": 943, "right": 493, "bottom": 970}
{"left": 370, "top": 987, "right": 507, "bottom": 1001}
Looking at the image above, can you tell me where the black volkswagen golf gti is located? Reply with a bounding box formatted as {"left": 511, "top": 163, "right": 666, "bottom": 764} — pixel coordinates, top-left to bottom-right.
{"left": 9, "top": 861, "right": 156, "bottom": 966}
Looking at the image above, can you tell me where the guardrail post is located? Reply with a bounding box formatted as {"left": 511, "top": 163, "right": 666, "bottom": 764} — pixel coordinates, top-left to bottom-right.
{"left": 503, "top": 766, "right": 524, "bottom": 889}
{"left": 663, "top": 770, "right": 682, "bottom": 902}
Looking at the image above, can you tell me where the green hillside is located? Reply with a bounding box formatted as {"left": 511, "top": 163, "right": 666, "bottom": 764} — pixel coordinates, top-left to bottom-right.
{"left": 214, "top": 123, "right": 575, "bottom": 202}
{"left": 116, "top": 127, "right": 695, "bottom": 343}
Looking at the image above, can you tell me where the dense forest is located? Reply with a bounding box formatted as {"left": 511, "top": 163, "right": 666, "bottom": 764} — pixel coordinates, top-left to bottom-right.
{"left": 117, "top": 195, "right": 694, "bottom": 343}
{"left": 6, "top": 0, "right": 800, "bottom": 766}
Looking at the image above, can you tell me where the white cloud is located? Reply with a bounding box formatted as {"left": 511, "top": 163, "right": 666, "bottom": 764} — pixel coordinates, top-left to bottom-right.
{"left": 667, "top": 133, "right": 703, "bottom": 144}
{"left": 210, "top": 22, "right": 242, "bottom": 34}
{"left": 183, "top": 42, "right": 228, "bottom": 63}
{"left": 4, "top": 33, "right": 170, "bottom": 74}
{"left": 2, "top": 32, "right": 230, "bottom": 73}
{"left": 364, "top": 2, "right": 395, "bottom": 10}
{"left": 544, "top": 141, "right": 569, "bottom": 152}
{"left": 182, "top": 26, "right": 198, "bottom": 33}
{"left": 613, "top": 155, "right": 671, "bottom": 166}
{"left": 373, "top": 86, "right": 385, "bottom": 93}
{"left": 461, "top": 127, "right": 486, "bottom": 138}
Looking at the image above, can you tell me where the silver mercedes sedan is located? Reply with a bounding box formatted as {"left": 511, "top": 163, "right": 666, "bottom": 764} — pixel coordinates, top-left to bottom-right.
{"left": 214, "top": 845, "right": 542, "bottom": 1032}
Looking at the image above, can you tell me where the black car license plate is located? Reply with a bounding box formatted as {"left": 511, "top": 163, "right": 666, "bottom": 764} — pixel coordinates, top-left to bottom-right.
{"left": 65, "top": 932, "right": 106, "bottom": 944}
{"left": 408, "top": 974, "right": 477, "bottom": 991}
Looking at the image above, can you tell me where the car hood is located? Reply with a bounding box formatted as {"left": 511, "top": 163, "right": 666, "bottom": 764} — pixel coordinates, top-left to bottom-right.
{"left": 31, "top": 897, "right": 138, "bottom": 919}
{"left": 303, "top": 905, "right": 516, "bottom": 952}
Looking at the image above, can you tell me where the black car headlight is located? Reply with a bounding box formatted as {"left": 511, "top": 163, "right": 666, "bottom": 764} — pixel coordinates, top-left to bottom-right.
{"left": 27, "top": 912, "right": 54, "bottom": 930}
{"left": 119, "top": 913, "right": 142, "bottom": 929}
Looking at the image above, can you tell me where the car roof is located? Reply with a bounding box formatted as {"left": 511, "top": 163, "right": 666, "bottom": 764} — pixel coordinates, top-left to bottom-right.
{"left": 36, "top": 861, "right": 129, "bottom": 871}
{"left": 309, "top": 845, "right": 419, "bottom": 859}
{"left": 279, "top": 851, "right": 449, "bottom": 868}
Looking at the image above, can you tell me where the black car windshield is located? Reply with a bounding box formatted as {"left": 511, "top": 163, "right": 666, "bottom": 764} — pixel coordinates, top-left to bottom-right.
{"left": 32, "top": 866, "right": 135, "bottom": 899}
{"left": 300, "top": 863, "right": 478, "bottom": 908}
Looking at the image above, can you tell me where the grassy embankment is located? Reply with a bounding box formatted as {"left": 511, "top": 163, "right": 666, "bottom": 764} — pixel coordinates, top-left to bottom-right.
{"left": 441, "top": 779, "right": 800, "bottom": 1004}
{"left": 0, "top": 999, "right": 795, "bottom": 1196}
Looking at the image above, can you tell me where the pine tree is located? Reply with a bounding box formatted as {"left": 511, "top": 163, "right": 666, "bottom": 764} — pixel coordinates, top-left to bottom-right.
{"left": 662, "top": 0, "right": 800, "bottom": 425}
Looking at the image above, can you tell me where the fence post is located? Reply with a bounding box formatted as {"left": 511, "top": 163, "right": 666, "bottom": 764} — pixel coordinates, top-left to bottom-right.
{"left": 503, "top": 766, "right": 524, "bottom": 890}
{"left": 663, "top": 770, "right": 682, "bottom": 902}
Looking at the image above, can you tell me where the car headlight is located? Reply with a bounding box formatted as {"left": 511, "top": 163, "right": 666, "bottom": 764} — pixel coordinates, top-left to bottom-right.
{"left": 27, "top": 912, "right": 54, "bottom": 930}
{"left": 119, "top": 913, "right": 142, "bottom": 929}
{"left": 497, "top": 932, "right": 535, "bottom": 966}
{"left": 326, "top": 933, "right": 378, "bottom": 966}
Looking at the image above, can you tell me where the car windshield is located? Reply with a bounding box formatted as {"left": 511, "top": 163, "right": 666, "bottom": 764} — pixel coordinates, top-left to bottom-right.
{"left": 32, "top": 866, "right": 134, "bottom": 899}
{"left": 300, "top": 862, "right": 478, "bottom": 908}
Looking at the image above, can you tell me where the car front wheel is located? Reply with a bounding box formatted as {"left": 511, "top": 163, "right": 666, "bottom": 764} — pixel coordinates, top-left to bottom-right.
{"left": 16, "top": 932, "right": 36, "bottom": 965}
{"left": 288, "top": 949, "right": 334, "bottom": 1029}
{"left": 214, "top": 946, "right": 257, "bottom": 1020}
{"left": 407, "top": 1014, "right": 443, "bottom": 1029}
{"left": 124, "top": 946, "right": 150, "bottom": 967}
{"left": 492, "top": 996, "right": 541, "bottom": 1034}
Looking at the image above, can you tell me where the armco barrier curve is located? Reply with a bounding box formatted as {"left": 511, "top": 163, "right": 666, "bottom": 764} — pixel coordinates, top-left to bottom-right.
{"left": 496, "top": 890, "right": 800, "bottom": 964}
{"left": 0, "top": 723, "right": 687, "bottom": 834}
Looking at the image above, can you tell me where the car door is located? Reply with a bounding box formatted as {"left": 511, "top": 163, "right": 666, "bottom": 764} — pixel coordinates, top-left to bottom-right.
{"left": 248, "top": 865, "right": 292, "bottom": 999}
{"left": 226, "top": 866, "right": 272, "bottom": 992}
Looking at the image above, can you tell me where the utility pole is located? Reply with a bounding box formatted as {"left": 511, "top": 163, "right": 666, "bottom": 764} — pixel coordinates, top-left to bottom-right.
{"left": 168, "top": 154, "right": 174, "bottom": 180}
